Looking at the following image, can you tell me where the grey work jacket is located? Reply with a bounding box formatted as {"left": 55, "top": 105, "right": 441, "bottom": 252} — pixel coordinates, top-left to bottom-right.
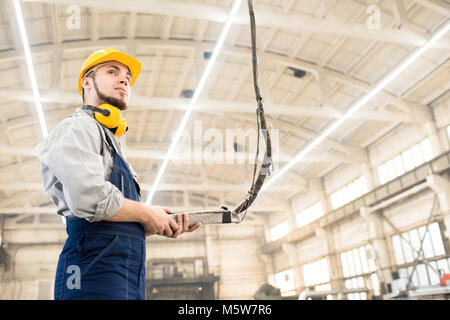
{"left": 36, "top": 107, "right": 139, "bottom": 222}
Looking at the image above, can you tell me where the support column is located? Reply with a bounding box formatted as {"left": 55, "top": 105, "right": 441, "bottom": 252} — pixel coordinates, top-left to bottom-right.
{"left": 423, "top": 121, "right": 444, "bottom": 156}
{"left": 427, "top": 174, "right": 450, "bottom": 243}
{"left": 0, "top": 215, "right": 3, "bottom": 247}
{"left": 315, "top": 227, "right": 344, "bottom": 291}
{"left": 259, "top": 255, "right": 274, "bottom": 285}
{"left": 316, "top": 181, "right": 343, "bottom": 290}
{"left": 361, "top": 160, "right": 376, "bottom": 190}
{"left": 319, "top": 179, "right": 331, "bottom": 214}
{"left": 279, "top": 199, "right": 304, "bottom": 294}
{"left": 360, "top": 207, "right": 393, "bottom": 294}
{"left": 282, "top": 243, "right": 303, "bottom": 294}
{"left": 287, "top": 198, "right": 297, "bottom": 233}
{"left": 427, "top": 174, "right": 450, "bottom": 213}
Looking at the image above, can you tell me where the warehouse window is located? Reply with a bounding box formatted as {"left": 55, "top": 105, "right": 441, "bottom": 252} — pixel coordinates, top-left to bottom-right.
{"left": 402, "top": 149, "right": 414, "bottom": 171}
{"left": 303, "top": 258, "right": 331, "bottom": 299}
{"left": 377, "top": 138, "right": 433, "bottom": 185}
{"left": 330, "top": 176, "right": 367, "bottom": 209}
{"left": 269, "top": 221, "right": 288, "bottom": 241}
{"left": 392, "top": 222, "right": 448, "bottom": 287}
{"left": 393, "top": 155, "right": 405, "bottom": 176}
{"left": 340, "top": 244, "right": 379, "bottom": 299}
{"left": 392, "top": 222, "right": 445, "bottom": 265}
{"left": 275, "top": 269, "right": 296, "bottom": 297}
{"left": 397, "top": 259, "right": 450, "bottom": 288}
{"left": 296, "top": 202, "right": 323, "bottom": 228}
{"left": 420, "top": 139, "right": 433, "bottom": 161}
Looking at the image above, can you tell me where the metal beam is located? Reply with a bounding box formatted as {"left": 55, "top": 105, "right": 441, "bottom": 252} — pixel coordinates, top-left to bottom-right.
{"left": 235, "top": 114, "right": 369, "bottom": 161}
{"left": 412, "top": 0, "right": 450, "bottom": 15}
{"left": 19, "top": 0, "right": 449, "bottom": 48}
{"left": 50, "top": 4, "right": 62, "bottom": 44}
{"left": 392, "top": 0, "right": 410, "bottom": 29}
{"left": 0, "top": 38, "right": 433, "bottom": 120}
{"left": 0, "top": 143, "right": 363, "bottom": 165}
{"left": 0, "top": 87, "right": 428, "bottom": 123}
{"left": 0, "top": 182, "right": 304, "bottom": 192}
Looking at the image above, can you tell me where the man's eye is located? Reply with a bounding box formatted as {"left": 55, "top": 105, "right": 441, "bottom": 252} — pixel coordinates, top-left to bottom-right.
{"left": 109, "top": 70, "right": 115, "bottom": 74}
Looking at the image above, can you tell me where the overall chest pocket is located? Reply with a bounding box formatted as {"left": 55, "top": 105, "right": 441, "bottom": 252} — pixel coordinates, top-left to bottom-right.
{"left": 118, "top": 169, "right": 141, "bottom": 200}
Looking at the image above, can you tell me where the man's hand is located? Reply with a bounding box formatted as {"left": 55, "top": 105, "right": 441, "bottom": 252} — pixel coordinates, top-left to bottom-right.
{"left": 169, "top": 213, "right": 202, "bottom": 239}
{"left": 106, "top": 199, "right": 201, "bottom": 238}
{"left": 141, "top": 205, "right": 180, "bottom": 237}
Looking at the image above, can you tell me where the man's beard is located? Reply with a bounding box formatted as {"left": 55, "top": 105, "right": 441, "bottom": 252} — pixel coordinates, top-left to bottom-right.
{"left": 93, "top": 79, "right": 128, "bottom": 111}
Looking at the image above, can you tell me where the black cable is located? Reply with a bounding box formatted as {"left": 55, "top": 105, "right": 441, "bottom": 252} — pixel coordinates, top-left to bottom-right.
{"left": 170, "top": 0, "right": 272, "bottom": 226}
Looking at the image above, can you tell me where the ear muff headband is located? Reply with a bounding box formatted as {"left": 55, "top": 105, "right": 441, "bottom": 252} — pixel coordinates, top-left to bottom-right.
{"left": 83, "top": 104, "right": 128, "bottom": 137}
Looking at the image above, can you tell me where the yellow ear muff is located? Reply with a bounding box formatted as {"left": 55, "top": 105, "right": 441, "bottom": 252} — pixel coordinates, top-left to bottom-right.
{"left": 93, "top": 104, "right": 121, "bottom": 128}
{"left": 115, "top": 118, "right": 128, "bottom": 137}
{"left": 88, "top": 104, "right": 128, "bottom": 137}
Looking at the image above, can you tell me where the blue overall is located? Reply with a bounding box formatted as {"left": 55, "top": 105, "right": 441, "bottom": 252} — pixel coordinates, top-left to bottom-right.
{"left": 54, "top": 134, "right": 146, "bottom": 300}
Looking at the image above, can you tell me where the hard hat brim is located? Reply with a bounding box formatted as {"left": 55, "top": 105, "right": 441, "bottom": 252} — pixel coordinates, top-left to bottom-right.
{"left": 78, "top": 51, "right": 141, "bottom": 95}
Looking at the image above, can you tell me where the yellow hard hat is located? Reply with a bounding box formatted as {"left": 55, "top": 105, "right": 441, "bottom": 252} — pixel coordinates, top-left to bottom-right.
{"left": 78, "top": 49, "right": 141, "bottom": 95}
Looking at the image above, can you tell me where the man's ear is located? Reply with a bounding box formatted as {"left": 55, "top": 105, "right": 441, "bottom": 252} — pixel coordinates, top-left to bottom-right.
{"left": 81, "top": 77, "right": 92, "bottom": 94}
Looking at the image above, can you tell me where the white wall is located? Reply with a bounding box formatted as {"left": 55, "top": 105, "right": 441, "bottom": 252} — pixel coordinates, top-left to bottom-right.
{"left": 381, "top": 189, "right": 436, "bottom": 234}
{"left": 369, "top": 124, "right": 425, "bottom": 168}
{"left": 0, "top": 245, "right": 59, "bottom": 300}
{"left": 0, "top": 279, "right": 54, "bottom": 300}
{"left": 215, "top": 239, "right": 265, "bottom": 299}
{"left": 331, "top": 216, "right": 371, "bottom": 252}
{"left": 272, "top": 249, "right": 289, "bottom": 272}
{"left": 266, "top": 210, "right": 290, "bottom": 229}
{"left": 291, "top": 190, "right": 321, "bottom": 213}
{"left": 433, "top": 101, "right": 450, "bottom": 151}
{"left": 14, "top": 245, "right": 60, "bottom": 280}
{"left": 433, "top": 100, "right": 449, "bottom": 129}
{"left": 296, "top": 236, "right": 327, "bottom": 264}
{"left": 323, "top": 163, "right": 362, "bottom": 195}
{"left": 147, "top": 239, "right": 206, "bottom": 259}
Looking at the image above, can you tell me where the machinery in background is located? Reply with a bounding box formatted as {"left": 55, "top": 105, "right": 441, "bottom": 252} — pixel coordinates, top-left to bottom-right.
{"left": 385, "top": 284, "right": 450, "bottom": 300}
{"left": 254, "top": 284, "right": 282, "bottom": 300}
{"left": 384, "top": 270, "right": 450, "bottom": 300}
{"left": 146, "top": 257, "right": 219, "bottom": 300}
{"left": 298, "top": 287, "right": 370, "bottom": 300}
{"left": 440, "top": 273, "right": 450, "bottom": 286}
{"left": 0, "top": 244, "right": 10, "bottom": 272}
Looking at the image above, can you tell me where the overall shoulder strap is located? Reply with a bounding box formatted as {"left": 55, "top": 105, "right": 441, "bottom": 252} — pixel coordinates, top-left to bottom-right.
{"left": 103, "top": 131, "right": 116, "bottom": 154}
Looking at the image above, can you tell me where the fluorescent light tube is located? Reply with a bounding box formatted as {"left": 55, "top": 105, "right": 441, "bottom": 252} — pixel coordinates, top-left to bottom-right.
{"left": 12, "top": 0, "right": 48, "bottom": 138}
{"left": 145, "top": 0, "right": 244, "bottom": 205}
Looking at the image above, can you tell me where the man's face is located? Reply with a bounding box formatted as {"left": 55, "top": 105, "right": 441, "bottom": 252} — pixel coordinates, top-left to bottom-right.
{"left": 85, "top": 61, "right": 132, "bottom": 110}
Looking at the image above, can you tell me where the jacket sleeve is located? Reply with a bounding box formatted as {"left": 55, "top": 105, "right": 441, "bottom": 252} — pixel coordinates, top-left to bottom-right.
{"left": 36, "top": 116, "right": 124, "bottom": 222}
